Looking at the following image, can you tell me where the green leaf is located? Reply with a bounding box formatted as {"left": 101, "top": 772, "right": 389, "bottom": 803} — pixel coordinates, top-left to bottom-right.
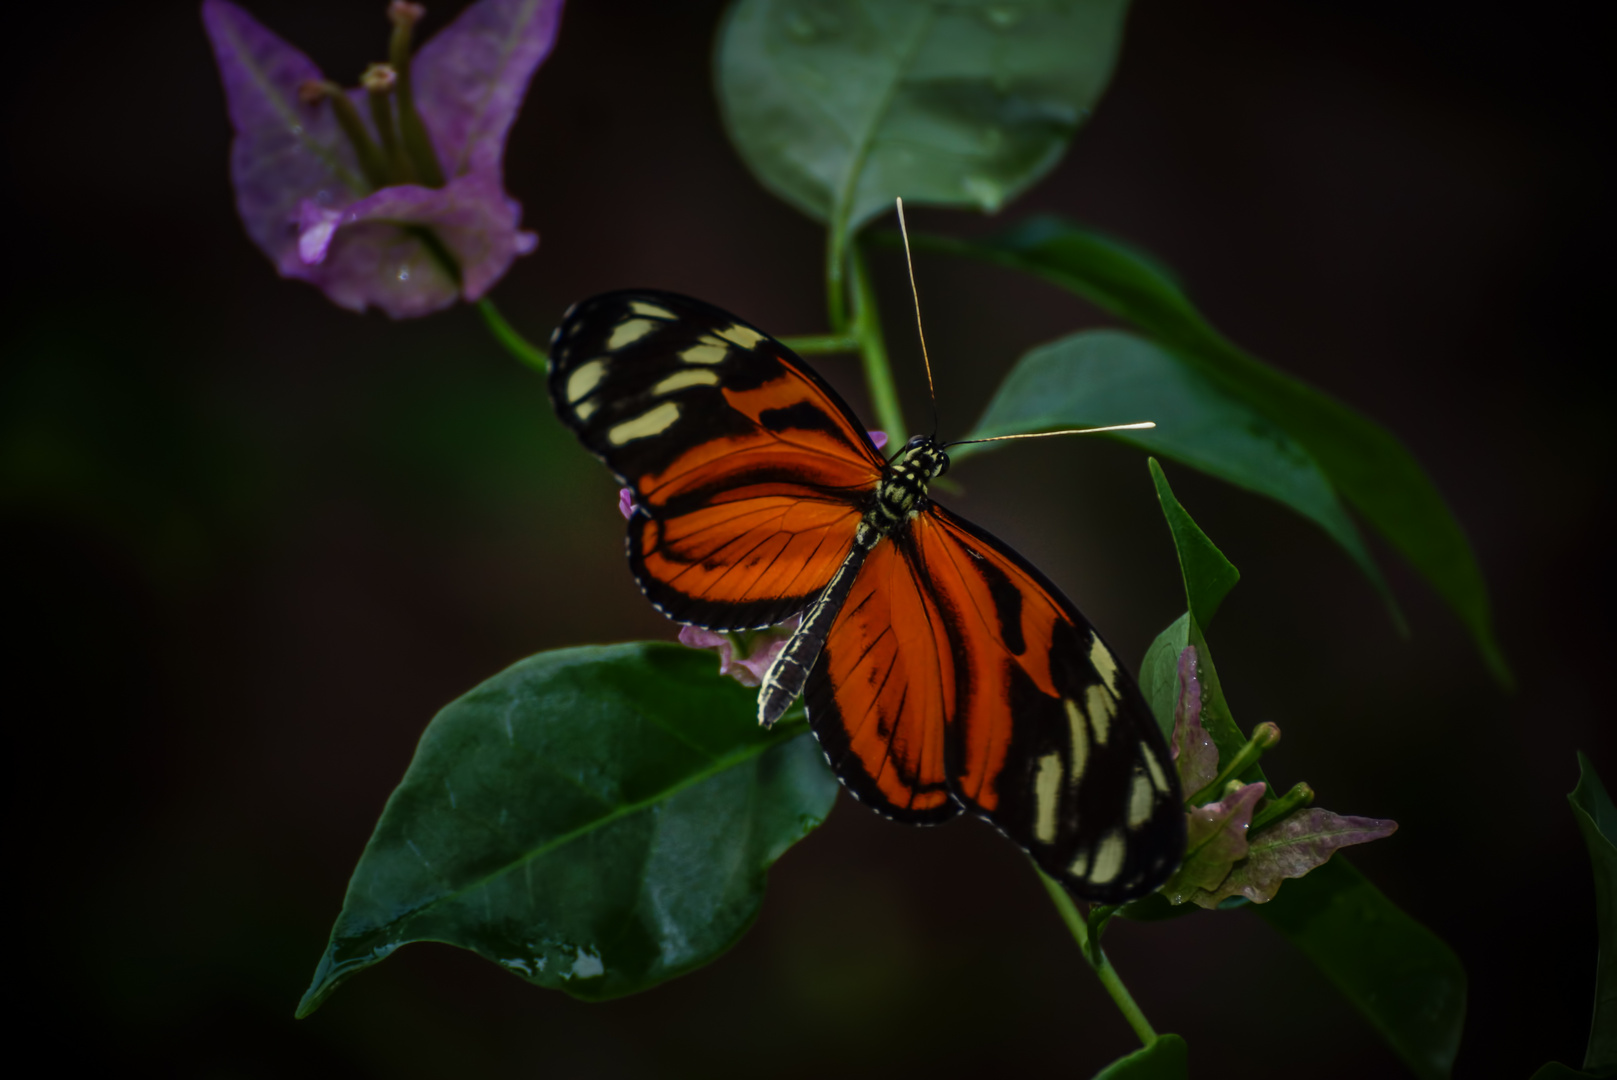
{"left": 1256, "top": 857, "right": 1466, "bottom": 1080}
{"left": 715, "top": 0, "right": 1130, "bottom": 243}
{"left": 897, "top": 217, "right": 1507, "bottom": 683}
{"left": 297, "top": 643, "right": 838, "bottom": 1015}
{"left": 957, "top": 329, "right": 1394, "bottom": 619}
{"left": 1570, "top": 752, "right": 1617, "bottom": 1070}
{"left": 1530, "top": 1062, "right": 1617, "bottom": 1080}
{"left": 1137, "top": 612, "right": 1189, "bottom": 741}
{"left": 1148, "top": 458, "right": 1239, "bottom": 631}
{"left": 1091, "top": 1034, "right": 1188, "bottom": 1079}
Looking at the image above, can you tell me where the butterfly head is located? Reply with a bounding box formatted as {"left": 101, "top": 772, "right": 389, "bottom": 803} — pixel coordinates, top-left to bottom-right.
{"left": 874, "top": 435, "right": 950, "bottom": 527}
{"left": 899, "top": 433, "right": 950, "bottom": 480}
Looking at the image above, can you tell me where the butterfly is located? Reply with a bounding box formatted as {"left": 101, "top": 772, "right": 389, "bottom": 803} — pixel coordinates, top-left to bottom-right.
{"left": 546, "top": 289, "right": 1185, "bottom": 903}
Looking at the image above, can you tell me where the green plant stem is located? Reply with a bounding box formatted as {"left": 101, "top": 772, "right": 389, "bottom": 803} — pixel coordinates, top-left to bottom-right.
{"left": 779, "top": 334, "right": 860, "bottom": 355}
{"left": 1037, "top": 867, "right": 1157, "bottom": 1046}
{"left": 478, "top": 298, "right": 548, "bottom": 374}
{"left": 827, "top": 226, "right": 849, "bottom": 334}
{"left": 1188, "top": 721, "right": 1280, "bottom": 805}
{"left": 849, "top": 243, "right": 908, "bottom": 445}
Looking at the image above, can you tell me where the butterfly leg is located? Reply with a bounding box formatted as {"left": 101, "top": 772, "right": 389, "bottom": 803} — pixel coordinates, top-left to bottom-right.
{"left": 757, "top": 523, "right": 879, "bottom": 728}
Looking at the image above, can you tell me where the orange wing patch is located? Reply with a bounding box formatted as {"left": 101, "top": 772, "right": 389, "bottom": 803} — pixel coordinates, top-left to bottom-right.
{"left": 804, "top": 536, "right": 958, "bottom": 822}
{"left": 635, "top": 493, "right": 863, "bottom": 617}
{"left": 909, "top": 505, "right": 1185, "bottom": 902}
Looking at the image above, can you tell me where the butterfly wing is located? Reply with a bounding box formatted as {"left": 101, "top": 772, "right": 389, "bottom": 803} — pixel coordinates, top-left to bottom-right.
{"left": 801, "top": 531, "right": 962, "bottom": 823}
{"left": 914, "top": 505, "right": 1185, "bottom": 901}
{"left": 805, "top": 500, "right": 1184, "bottom": 901}
{"left": 549, "top": 291, "right": 885, "bottom": 630}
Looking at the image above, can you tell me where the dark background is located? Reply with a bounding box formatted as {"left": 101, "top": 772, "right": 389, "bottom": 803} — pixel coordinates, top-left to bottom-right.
{"left": 5, "top": 0, "right": 1610, "bottom": 1075}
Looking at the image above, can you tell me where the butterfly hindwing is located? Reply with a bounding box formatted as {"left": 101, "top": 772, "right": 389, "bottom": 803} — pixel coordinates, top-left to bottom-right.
{"left": 549, "top": 291, "right": 884, "bottom": 630}
{"left": 908, "top": 506, "right": 1185, "bottom": 901}
{"left": 803, "top": 500, "right": 1183, "bottom": 901}
{"left": 802, "top": 531, "right": 961, "bottom": 823}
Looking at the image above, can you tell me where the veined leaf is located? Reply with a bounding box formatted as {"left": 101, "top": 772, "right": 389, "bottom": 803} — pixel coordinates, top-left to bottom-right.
{"left": 297, "top": 643, "right": 838, "bottom": 1015}
{"left": 716, "top": 0, "right": 1130, "bottom": 242}
{"left": 897, "top": 217, "right": 1507, "bottom": 684}
{"left": 956, "top": 329, "right": 1392, "bottom": 618}
{"left": 1091, "top": 1034, "right": 1188, "bottom": 1079}
{"left": 1569, "top": 752, "right": 1617, "bottom": 1071}
{"left": 1257, "top": 858, "right": 1466, "bottom": 1080}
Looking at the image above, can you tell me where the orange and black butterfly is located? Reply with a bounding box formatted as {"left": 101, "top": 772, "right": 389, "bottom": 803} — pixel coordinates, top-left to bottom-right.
{"left": 547, "top": 289, "right": 1184, "bottom": 902}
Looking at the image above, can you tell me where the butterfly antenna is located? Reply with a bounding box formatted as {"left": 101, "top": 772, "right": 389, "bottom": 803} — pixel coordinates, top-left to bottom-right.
{"left": 895, "top": 197, "right": 940, "bottom": 437}
{"left": 945, "top": 422, "right": 1157, "bottom": 449}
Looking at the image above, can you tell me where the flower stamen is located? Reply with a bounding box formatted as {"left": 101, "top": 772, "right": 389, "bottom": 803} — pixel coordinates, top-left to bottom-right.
{"left": 388, "top": 1, "right": 446, "bottom": 187}
{"left": 298, "top": 79, "right": 390, "bottom": 191}
{"left": 362, "top": 63, "right": 416, "bottom": 184}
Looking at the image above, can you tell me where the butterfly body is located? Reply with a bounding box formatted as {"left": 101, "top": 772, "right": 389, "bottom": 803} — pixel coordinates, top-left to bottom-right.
{"left": 548, "top": 290, "right": 1184, "bottom": 903}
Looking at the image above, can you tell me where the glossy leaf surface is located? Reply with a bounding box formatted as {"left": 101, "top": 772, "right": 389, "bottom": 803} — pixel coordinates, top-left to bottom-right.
{"left": 1092, "top": 1034, "right": 1188, "bottom": 1079}
{"left": 716, "top": 0, "right": 1129, "bottom": 240}
{"left": 298, "top": 643, "right": 838, "bottom": 1014}
{"left": 1258, "top": 857, "right": 1466, "bottom": 1080}
{"left": 958, "top": 329, "right": 1387, "bottom": 611}
{"left": 900, "top": 217, "right": 1507, "bottom": 682}
{"left": 1570, "top": 752, "right": 1617, "bottom": 1070}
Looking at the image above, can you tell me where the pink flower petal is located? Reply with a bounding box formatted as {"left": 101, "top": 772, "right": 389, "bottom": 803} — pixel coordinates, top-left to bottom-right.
{"left": 617, "top": 488, "right": 635, "bottom": 520}
{"left": 413, "top": 0, "right": 567, "bottom": 178}
{"left": 1165, "top": 781, "right": 1266, "bottom": 904}
{"left": 1171, "top": 645, "right": 1218, "bottom": 793}
{"left": 296, "top": 202, "right": 343, "bottom": 265}
{"left": 1190, "top": 808, "right": 1398, "bottom": 907}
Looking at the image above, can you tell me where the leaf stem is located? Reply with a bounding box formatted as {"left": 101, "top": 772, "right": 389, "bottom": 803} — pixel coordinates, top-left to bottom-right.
{"left": 849, "top": 243, "right": 908, "bottom": 445}
{"left": 1036, "top": 867, "right": 1157, "bottom": 1046}
{"left": 1189, "top": 721, "right": 1281, "bottom": 805}
{"left": 779, "top": 334, "right": 860, "bottom": 356}
{"left": 478, "top": 298, "right": 548, "bottom": 374}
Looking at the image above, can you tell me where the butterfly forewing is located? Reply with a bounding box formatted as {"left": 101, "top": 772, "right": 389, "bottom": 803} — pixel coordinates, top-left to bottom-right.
{"left": 549, "top": 291, "right": 884, "bottom": 629}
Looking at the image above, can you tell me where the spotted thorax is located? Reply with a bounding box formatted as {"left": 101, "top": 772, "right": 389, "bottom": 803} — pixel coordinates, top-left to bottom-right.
{"left": 203, "top": 0, "right": 564, "bottom": 317}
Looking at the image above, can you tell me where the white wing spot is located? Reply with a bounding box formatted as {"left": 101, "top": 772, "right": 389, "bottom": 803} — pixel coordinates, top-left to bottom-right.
{"left": 1090, "top": 830, "right": 1126, "bottom": 885}
{"left": 575, "top": 399, "right": 598, "bottom": 421}
{"left": 607, "top": 318, "right": 658, "bottom": 349}
{"left": 1064, "top": 698, "right": 1089, "bottom": 787}
{"left": 566, "top": 359, "right": 607, "bottom": 403}
{"left": 1143, "top": 746, "right": 1170, "bottom": 792}
{"left": 1067, "top": 848, "right": 1090, "bottom": 878}
{"left": 1128, "top": 770, "right": 1154, "bottom": 828}
{"left": 716, "top": 324, "right": 766, "bottom": 349}
{"left": 1086, "top": 683, "right": 1116, "bottom": 746}
{"left": 651, "top": 368, "right": 721, "bottom": 395}
{"left": 1089, "top": 633, "right": 1120, "bottom": 695}
{"left": 1033, "top": 751, "right": 1063, "bottom": 844}
{"left": 629, "top": 300, "right": 675, "bottom": 319}
{"left": 681, "top": 343, "right": 728, "bottom": 365}
{"left": 608, "top": 402, "right": 681, "bottom": 445}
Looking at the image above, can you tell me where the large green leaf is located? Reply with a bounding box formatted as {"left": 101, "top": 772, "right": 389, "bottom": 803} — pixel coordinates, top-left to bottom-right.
{"left": 897, "top": 217, "right": 1508, "bottom": 684}
{"left": 1257, "top": 858, "right": 1466, "bottom": 1080}
{"left": 297, "top": 644, "right": 838, "bottom": 1015}
{"left": 716, "top": 0, "right": 1130, "bottom": 242}
{"left": 1570, "top": 752, "right": 1617, "bottom": 1071}
{"left": 957, "top": 329, "right": 1394, "bottom": 620}
{"left": 1091, "top": 1034, "right": 1188, "bottom": 1079}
